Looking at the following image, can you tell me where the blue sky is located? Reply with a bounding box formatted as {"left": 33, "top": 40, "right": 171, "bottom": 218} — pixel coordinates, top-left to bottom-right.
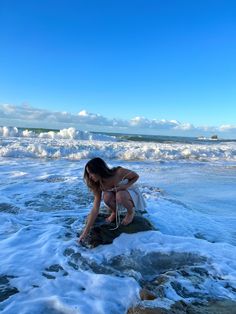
{"left": 0, "top": 0, "right": 236, "bottom": 137}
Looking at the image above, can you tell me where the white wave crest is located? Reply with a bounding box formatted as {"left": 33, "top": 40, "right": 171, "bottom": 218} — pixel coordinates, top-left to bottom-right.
{"left": 0, "top": 126, "right": 116, "bottom": 141}
{"left": 0, "top": 134, "right": 236, "bottom": 161}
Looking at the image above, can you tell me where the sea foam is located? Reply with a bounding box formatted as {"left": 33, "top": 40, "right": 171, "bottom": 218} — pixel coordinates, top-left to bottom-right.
{"left": 0, "top": 126, "right": 236, "bottom": 161}
{"left": 0, "top": 157, "right": 236, "bottom": 313}
{"left": 0, "top": 126, "right": 116, "bottom": 141}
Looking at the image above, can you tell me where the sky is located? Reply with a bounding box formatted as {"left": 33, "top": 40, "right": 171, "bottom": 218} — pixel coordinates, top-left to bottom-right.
{"left": 0, "top": 0, "right": 236, "bottom": 137}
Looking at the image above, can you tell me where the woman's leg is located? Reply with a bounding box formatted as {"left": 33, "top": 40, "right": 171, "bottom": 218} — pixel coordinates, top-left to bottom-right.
{"left": 103, "top": 191, "right": 116, "bottom": 222}
{"left": 116, "top": 191, "right": 135, "bottom": 225}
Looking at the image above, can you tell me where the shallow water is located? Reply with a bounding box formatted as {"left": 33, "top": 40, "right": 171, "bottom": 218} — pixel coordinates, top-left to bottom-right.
{"left": 1, "top": 131, "right": 236, "bottom": 313}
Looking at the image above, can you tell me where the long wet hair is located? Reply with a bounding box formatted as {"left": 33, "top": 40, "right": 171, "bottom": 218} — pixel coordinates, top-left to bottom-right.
{"left": 84, "top": 157, "right": 119, "bottom": 192}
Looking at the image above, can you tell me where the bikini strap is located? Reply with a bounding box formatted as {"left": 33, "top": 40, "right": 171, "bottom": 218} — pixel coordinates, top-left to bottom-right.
{"left": 121, "top": 171, "right": 133, "bottom": 181}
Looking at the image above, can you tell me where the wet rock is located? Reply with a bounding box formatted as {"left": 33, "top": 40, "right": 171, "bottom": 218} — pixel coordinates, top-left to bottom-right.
{"left": 140, "top": 288, "right": 157, "bottom": 300}
{"left": 63, "top": 248, "right": 75, "bottom": 256}
{"left": 185, "top": 300, "right": 236, "bottom": 314}
{"left": 0, "top": 275, "right": 19, "bottom": 302}
{"left": 211, "top": 135, "right": 218, "bottom": 140}
{"left": 80, "top": 213, "right": 154, "bottom": 248}
{"left": 128, "top": 306, "right": 167, "bottom": 314}
{"left": 142, "top": 275, "right": 169, "bottom": 299}
{"left": 44, "top": 264, "right": 68, "bottom": 276}
{"left": 106, "top": 251, "right": 205, "bottom": 281}
{"left": 128, "top": 302, "right": 189, "bottom": 314}
{"left": 0, "top": 203, "right": 19, "bottom": 214}
{"left": 45, "top": 264, "right": 64, "bottom": 272}
{"left": 42, "top": 273, "right": 56, "bottom": 280}
{"left": 154, "top": 275, "right": 169, "bottom": 286}
{"left": 128, "top": 300, "right": 236, "bottom": 314}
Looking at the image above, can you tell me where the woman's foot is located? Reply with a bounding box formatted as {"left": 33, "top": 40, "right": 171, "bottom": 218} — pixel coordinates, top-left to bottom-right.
{"left": 106, "top": 212, "right": 116, "bottom": 223}
{"left": 121, "top": 211, "right": 134, "bottom": 225}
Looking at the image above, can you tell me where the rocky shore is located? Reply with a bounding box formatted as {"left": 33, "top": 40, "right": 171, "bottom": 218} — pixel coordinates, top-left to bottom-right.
{"left": 80, "top": 212, "right": 154, "bottom": 248}
{"left": 128, "top": 299, "right": 236, "bottom": 314}
{"left": 81, "top": 212, "right": 236, "bottom": 314}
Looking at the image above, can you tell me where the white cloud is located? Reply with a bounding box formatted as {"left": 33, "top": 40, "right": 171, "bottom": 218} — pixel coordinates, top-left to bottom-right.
{"left": 130, "top": 116, "right": 148, "bottom": 126}
{"left": 1, "top": 104, "right": 15, "bottom": 113}
{"left": 218, "top": 124, "right": 236, "bottom": 132}
{"left": 78, "top": 110, "right": 88, "bottom": 116}
{"left": 130, "top": 116, "right": 181, "bottom": 130}
{"left": 0, "top": 103, "right": 235, "bottom": 137}
{"left": 174, "top": 122, "right": 193, "bottom": 131}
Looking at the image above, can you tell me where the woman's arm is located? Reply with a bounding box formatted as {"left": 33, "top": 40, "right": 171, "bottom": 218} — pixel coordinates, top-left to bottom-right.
{"left": 115, "top": 168, "right": 139, "bottom": 191}
{"left": 78, "top": 190, "right": 102, "bottom": 242}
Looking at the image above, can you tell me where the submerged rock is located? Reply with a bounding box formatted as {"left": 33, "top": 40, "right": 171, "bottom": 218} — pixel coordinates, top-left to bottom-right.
{"left": 128, "top": 306, "right": 167, "bottom": 314}
{"left": 128, "top": 300, "right": 236, "bottom": 314}
{"left": 80, "top": 213, "right": 154, "bottom": 248}
{"left": 0, "top": 275, "right": 19, "bottom": 302}
{"left": 0, "top": 203, "right": 19, "bottom": 214}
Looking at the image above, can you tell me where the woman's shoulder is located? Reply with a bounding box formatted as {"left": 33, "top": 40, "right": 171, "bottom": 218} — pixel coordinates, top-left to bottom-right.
{"left": 116, "top": 166, "right": 133, "bottom": 178}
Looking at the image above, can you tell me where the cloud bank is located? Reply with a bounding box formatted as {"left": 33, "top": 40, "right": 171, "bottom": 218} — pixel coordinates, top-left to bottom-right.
{"left": 0, "top": 104, "right": 235, "bottom": 137}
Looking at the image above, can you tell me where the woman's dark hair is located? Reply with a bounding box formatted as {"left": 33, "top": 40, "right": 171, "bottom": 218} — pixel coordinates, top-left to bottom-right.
{"left": 84, "top": 157, "right": 119, "bottom": 192}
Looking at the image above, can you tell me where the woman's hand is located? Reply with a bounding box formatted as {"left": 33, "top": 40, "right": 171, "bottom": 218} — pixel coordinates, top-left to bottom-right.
{"left": 78, "top": 192, "right": 101, "bottom": 245}
{"left": 78, "top": 230, "right": 88, "bottom": 243}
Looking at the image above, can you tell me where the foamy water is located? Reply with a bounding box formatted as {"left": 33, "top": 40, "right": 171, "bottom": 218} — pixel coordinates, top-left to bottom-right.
{"left": 0, "top": 127, "right": 236, "bottom": 162}
{"left": 1, "top": 127, "right": 236, "bottom": 313}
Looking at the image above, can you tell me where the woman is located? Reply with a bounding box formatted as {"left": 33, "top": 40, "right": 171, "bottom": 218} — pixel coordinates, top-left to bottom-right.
{"left": 78, "top": 157, "right": 146, "bottom": 243}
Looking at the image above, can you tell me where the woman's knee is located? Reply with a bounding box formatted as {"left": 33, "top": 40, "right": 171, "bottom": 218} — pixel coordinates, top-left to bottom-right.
{"left": 103, "top": 192, "right": 115, "bottom": 207}
{"left": 116, "top": 191, "right": 129, "bottom": 204}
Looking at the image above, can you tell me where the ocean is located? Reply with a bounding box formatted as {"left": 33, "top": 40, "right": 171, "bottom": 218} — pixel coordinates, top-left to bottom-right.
{"left": 0, "top": 126, "right": 236, "bottom": 313}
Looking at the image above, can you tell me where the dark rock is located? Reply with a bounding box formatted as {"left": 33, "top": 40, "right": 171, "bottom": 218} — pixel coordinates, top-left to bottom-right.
{"left": 140, "top": 288, "right": 157, "bottom": 300}
{"left": 80, "top": 213, "right": 154, "bottom": 248}
{"left": 154, "top": 275, "right": 170, "bottom": 286}
{"left": 185, "top": 300, "right": 236, "bottom": 314}
{"left": 128, "top": 300, "right": 236, "bottom": 314}
{"left": 45, "top": 264, "right": 64, "bottom": 272}
{"left": 42, "top": 272, "right": 56, "bottom": 280}
{"left": 44, "top": 264, "right": 68, "bottom": 277}
{"left": 0, "top": 203, "right": 19, "bottom": 214}
{"left": 128, "top": 306, "right": 167, "bottom": 314}
{"left": 0, "top": 275, "right": 19, "bottom": 302}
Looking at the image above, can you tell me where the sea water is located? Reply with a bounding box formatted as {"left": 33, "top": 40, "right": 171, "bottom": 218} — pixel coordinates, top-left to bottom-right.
{"left": 0, "top": 127, "right": 236, "bottom": 313}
